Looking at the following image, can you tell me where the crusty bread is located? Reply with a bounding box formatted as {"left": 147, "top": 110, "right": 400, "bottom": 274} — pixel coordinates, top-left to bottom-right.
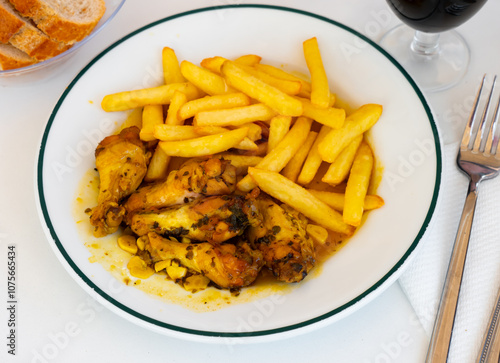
{"left": 10, "top": 25, "right": 72, "bottom": 61}
{"left": 8, "top": 0, "right": 106, "bottom": 44}
{"left": 0, "top": 0, "right": 24, "bottom": 43}
{"left": 0, "top": 43, "right": 35, "bottom": 70}
{"left": 0, "top": 0, "right": 106, "bottom": 71}
{"left": 0, "top": 0, "right": 71, "bottom": 61}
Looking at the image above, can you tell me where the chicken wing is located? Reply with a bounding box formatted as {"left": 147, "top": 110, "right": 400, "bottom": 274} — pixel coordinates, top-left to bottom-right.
{"left": 145, "top": 232, "right": 264, "bottom": 289}
{"left": 129, "top": 195, "right": 262, "bottom": 244}
{"left": 124, "top": 157, "right": 236, "bottom": 216}
{"left": 248, "top": 197, "right": 315, "bottom": 283}
{"left": 89, "top": 126, "right": 149, "bottom": 237}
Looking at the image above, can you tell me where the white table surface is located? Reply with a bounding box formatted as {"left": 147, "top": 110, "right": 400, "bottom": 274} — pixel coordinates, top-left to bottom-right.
{"left": 1, "top": 1, "right": 498, "bottom": 362}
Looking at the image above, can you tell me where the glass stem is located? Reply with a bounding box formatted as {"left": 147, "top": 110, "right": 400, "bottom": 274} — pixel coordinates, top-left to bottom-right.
{"left": 410, "top": 30, "right": 440, "bottom": 57}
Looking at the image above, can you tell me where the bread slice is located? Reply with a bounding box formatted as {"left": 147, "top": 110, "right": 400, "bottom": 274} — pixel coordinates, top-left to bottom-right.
{"left": 0, "top": 0, "right": 71, "bottom": 61}
{"left": 9, "top": 24, "right": 72, "bottom": 61}
{"left": 0, "top": 0, "right": 24, "bottom": 43}
{"left": 8, "top": 0, "right": 106, "bottom": 44}
{"left": 0, "top": 42, "right": 36, "bottom": 70}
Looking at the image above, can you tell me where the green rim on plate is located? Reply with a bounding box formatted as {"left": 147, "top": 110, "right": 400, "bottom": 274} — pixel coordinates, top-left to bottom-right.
{"left": 37, "top": 4, "right": 442, "bottom": 339}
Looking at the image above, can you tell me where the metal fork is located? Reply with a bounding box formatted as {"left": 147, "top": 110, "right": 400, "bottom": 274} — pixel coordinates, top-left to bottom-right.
{"left": 425, "top": 75, "right": 500, "bottom": 362}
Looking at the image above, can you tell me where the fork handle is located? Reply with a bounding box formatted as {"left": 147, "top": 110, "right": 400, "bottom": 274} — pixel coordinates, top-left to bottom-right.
{"left": 477, "top": 282, "right": 500, "bottom": 363}
{"left": 426, "top": 177, "right": 481, "bottom": 362}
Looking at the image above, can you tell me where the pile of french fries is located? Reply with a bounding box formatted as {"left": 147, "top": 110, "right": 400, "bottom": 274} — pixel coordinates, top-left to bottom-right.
{"left": 102, "top": 37, "right": 384, "bottom": 244}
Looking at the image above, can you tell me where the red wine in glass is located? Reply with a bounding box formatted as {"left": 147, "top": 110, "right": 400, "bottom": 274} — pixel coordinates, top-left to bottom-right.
{"left": 380, "top": 0, "right": 488, "bottom": 92}
{"left": 386, "top": 0, "right": 488, "bottom": 33}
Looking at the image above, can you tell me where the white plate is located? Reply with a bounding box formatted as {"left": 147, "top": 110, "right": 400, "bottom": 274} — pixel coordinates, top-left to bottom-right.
{"left": 36, "top": 5, "right": 442, "bottom": 343}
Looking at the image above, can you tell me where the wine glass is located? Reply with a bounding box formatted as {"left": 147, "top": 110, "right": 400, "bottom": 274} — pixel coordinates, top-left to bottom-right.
{"left": 380, "top": 0, "right": 488, "bottom": 92}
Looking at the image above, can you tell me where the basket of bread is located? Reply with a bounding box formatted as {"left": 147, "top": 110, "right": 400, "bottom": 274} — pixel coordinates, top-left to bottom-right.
{"left": 0, "top": 0, "right": 125, "bottom": 75}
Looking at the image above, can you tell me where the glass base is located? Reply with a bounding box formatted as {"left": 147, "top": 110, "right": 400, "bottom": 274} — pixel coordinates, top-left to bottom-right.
{"left": 379, "top": 24, "right": 470, "bottom": 92}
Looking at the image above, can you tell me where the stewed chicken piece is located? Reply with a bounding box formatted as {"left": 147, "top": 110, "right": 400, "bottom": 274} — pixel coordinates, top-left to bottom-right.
{"left": 124, "top": 157, "right": 236, "bottom": 216}
{"left": 248, "top": 197, "right": 315, "bottom": 283}
{"left": 129, "top": 195, "right": 262, "bottom": 244}
{"left": 145, "top": 233, "right": 264, "bottom": 289}
{"left": 89, "top": 126, "right": 149, "bottom": 237}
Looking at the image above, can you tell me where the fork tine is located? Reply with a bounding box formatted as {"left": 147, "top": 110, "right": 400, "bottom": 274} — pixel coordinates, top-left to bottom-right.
{"left": 462, "top": 74, "right": 486, "bottom": 149}
{"left": 485, "top": 91, "right": 500, "bottom": 155}
{"left": 473, "top": 75, "right": 496, "bottom": 152}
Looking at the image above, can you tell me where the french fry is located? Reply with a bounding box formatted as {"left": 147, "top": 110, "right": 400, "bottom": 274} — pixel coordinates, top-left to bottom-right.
{"left": 307, "top": 189, "right": 384, "bottom": 212}
{"left": 118, "top": 107, "right": 142, "bottom": 132}
{"left": 180, "top": 60, "right": 233, "bottom": 95}
{"left": 144, "top": 146, "right": 170, "bottom": 182}
{"left": 154, "top": 125, "right": 200, "bottom": 141}
{"left": 235, "top": 64, "right": 302, "bottom": 95}
{"left": 267, "top": 115, "right": 292, "bottom": 152}
{"left": 306, "top": 224, "right": 329, "bottom": 245}
{"left": 247, "top": 167, "right": 355, "bottom": 235}
{"left": 303, "top": 37, "right": 330, "bottom": 108}
{"left": 195, "top": 125, "right": 258, "bottom": 150}
{"left": 155, "top": 125, "right": 231, "bottom": 140}
{"left": 234, "top": 138, "right": 259, "bottom": 151}
{"left": 145, "top": 91, "right": 188, "bottom": 178}
{"left": 194, "top": 123, "right": 260, "bottom": 141}
{"left": 140, "top": 104, "right": 163, "bottom": 142}
{"left": 297, "top": 125, "right": 331, "bottom": 185}
{"left": 221, "top": 61, "right": 303, "bottom": 116}
{"left": 193, "top": 126, "right": 229, "bottom": 135}
{"left": 165, "top": 90, "right": 187, "bottom": 126}
{"left": 199, "top": 54, "right": 261, "bottom": 74}
{"left": 143, "top": 107, "right": 169, "bottom": 190}
{"left": 101, "top": 83, "right": 200, "bottom": 112}
{"left": 236, "top": 122, "right": 262, "bottom": 141}
{"left": 178, "top": 93, "right": 251, "bottom": 120}
{"left": 322, "top": 134, "right": 363, "bottom": 185}
{"left": 237, "top": 117, "right": 312, "bottom": 192}
{"left": 318, "top": 104, "right": 383, "bottom": 163}
{"left": 155, "top": 125, "right": 257, "bottom": 150}
{"left": 282, "top": 131, "right": 317, "bottom": 182}
{"left": 254, "top": 63, "right": 312, "bottom": 98}
{"left": 162, "top": 47, "right": 185, "bottom": 84}
{"left": 158, "top": 127, "right": 248, "bottom": 157}
{"left": 343, "top": 141, "right": 374, "bottom": 226}
{"left": 234, "top": 54, "right": 262, "bottom": 66}
{"left": 194, "top": 103, "right": 276, "bottom": 127}
{"left": 200, "top": 56, "right": 227, "bottom": 74}
{"left": 298, "top": 97, "right": 345, "bottom": 129}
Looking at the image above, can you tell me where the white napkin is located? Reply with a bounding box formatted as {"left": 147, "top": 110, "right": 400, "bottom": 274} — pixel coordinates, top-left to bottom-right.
{"left": 399, "top": 142, "right": 500, "bottom": 362}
